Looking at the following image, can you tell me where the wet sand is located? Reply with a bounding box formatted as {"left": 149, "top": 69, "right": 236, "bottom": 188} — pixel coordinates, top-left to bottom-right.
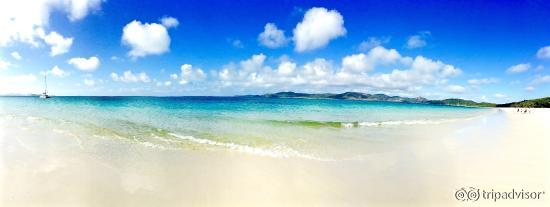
{"left": 1, "top": 108, "right": 549, "bottom": 206}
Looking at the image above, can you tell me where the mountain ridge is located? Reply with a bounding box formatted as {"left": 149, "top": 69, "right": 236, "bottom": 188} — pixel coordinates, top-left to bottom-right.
{"left": 260, "top": 91, "right": 497, "bottom": 107}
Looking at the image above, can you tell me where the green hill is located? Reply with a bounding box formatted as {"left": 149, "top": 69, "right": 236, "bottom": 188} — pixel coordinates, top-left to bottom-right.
{"left": 497, "top": 97, "right": 550, "bottom": 108}
{"left": 427, "top": 99, "right": 496, "bottom": 107}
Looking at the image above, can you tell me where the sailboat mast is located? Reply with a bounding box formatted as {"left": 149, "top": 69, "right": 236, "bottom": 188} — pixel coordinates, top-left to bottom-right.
{"left": 44, "top": 74, "right": 48, "bottom": 94}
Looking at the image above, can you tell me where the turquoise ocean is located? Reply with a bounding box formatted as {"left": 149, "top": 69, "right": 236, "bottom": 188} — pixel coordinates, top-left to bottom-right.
{"left": 0, "top": 96, "right": 494, "bottom": 160}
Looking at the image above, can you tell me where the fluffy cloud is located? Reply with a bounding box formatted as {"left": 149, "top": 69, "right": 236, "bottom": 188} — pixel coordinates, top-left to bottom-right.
{"left": 300, "top": 58, "right": 333, "bottom": 85}
{"left": 277, "top": 61, "right": 296, "bottom": 75}
{"left": 341, "top": 47, "right": 403, "bottom": 73}
{"left": 506, "top": 63, "right": 530, "bottom": 74}
{"left": 446, "top": 85, "right": 466, "bottom": 94}
{"left": 0, "top": 74, "right": 37, "bottom": 94}
{"left": 156, "top": 80, "right": 172, "bottom": 87}
{"left": 358, "top": 37, "right": 390, "bottom": 52}
{"left": 0, "top": 59, "right": 11, "bottom": 70}
{"left": 531, "top": 75, "right": 550, "bottom": 85}
{"left": 111, "top": 70, "right": 151, "bottom": 83}
{"left": 258, "top": 23, "right": 288, "bottom": 48}
{"left": 341, "top": 54, "right": 370, "bottom": 73}
{"left": 348, "top": 55, "right": 461, "bottom": 90}
{"left": 122, "top": 20, "right": 172, "bottom": 58}
{"left": 49, "top": 65, "right": 68, "bottom": 77}
{"left": 42, "top": 31, "right": 73, "bottom": 56}
{"left": 406, "top": 31, "right": 430, "bottom": 49}
{"left": 68, "top": 56, "right": 100, "bottom": 71}
{"left": 64, "top": 0, "right": 103, "bottom": 21}
{"left": 468, "top": 77, "right": 499, "bottom": 85}
{"left": 11, "top": 51, "right": 22, "bottom": 60}
{"left": 536, "top": 45, "right": 550, "bottom": 59}
{"left": 218, "top": 53, "right": 276, "bottom": 87}
{"left": 0, "top": 0, "right": 101, "bottom": 47}
{"left": 215, "top": 46, "right": 461, "bottom": 92}
{"left": 84, "top": 78, "right": 95, "bottom": 86}
{"left": 494, "top": 93, "right": 507, "bottom": 98}
{"left": 293, "top": 7, "right": 346, "bottom": 52}
{"left": 160, "top": 16, "right": 179, "bottom": 28}
{"left": 179, "top": 64, "right": 206, "bottom": 84}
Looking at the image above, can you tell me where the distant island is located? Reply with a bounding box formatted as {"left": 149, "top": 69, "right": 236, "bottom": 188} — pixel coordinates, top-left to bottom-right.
{"left": 258, "top": 92, "right": 550, "bottom": 108}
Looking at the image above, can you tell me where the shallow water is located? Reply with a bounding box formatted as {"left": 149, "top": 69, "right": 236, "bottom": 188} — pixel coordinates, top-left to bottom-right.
{"left": 0, "top": 96, "right": 493, "bottom": 160}
{"left": 2, "top": 98, "right": 549, "bottom": 206}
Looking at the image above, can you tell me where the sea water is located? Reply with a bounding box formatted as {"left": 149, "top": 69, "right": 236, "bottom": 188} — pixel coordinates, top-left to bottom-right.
{"left": 0, "top": 96, "right": 493, "bottom": 160}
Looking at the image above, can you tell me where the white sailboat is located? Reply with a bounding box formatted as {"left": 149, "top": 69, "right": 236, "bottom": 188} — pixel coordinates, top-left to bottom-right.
{"left": 39, "top": 74, "right": 50, "bottom": 99}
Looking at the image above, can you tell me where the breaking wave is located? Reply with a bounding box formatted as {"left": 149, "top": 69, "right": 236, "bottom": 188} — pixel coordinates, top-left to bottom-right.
{"left": 266, "top": 118, "right": 469, "bottom": 128}
{"left": 168, "top": 133, "right": 331, "bottom": 161}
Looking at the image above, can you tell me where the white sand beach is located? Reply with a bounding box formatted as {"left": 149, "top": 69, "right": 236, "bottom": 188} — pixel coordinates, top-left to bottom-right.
{"left": 1, "top": 108, "right": 549, "bottom": 206}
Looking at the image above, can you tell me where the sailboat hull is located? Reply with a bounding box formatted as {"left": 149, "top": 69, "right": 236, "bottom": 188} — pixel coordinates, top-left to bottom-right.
{"left": 40, "top": 74, "right": 50, "bottom": 99}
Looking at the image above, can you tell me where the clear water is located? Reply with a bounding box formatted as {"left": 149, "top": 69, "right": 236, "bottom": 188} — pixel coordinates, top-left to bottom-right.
{"left": 0, "top": 96, "right": 493, "bottom": 160}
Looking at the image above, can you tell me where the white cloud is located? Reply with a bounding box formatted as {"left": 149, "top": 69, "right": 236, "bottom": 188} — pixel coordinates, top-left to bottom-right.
{"left": 241, "top": 54, "right": 267, "bottom": 72}
{"left": 0, "top": 0, "right": 101, "bottom": 47}
{"left": 258, "top": 23, "right": 288, "bottom": 48}
{"left": 536, "top": 45, "right": 550, "bottom": 59}
{"left": 84, "top": 78, "right": 95, "bottom": 86}
{"left": 524, "top": 86, "right": 535, "bottom": 91}
{"left": 68, "top": 56, "right": 100, "bottom": 71}
{"left": 0, "top": 74, "right": 37, "bottom": 95}
{"left": 446, "top": 85, "right": 466, "bottom": 94}
{"left": 111, "top": 70, "right": 150, "bottom": 83}
{"left": 531, "top": 75, "right": 550, "bottom": 85}
{"left": 122, "top": 20, "right": 171, "bottom": 58}
{"left": 342, "top": 54, "right": 370, "bottom": 73}
{"left": 480, "top": 95, "right": 487, "bottom": 101}
{"left": 157, "top": 80, "right": 172, "bottom": 87}
{"left": 11, "top": 51, "right": 22, "bottom": 60}
{"left": 214, "top": 46, "right": 461, "bottom": 93}
{"left": 160, "top": 16, "right": 179, "bottom": 28}
{"left": 218, "top": 53, "right": 277, "bottom": 87}
{"left": 300, "top": 58, "right": 333, "bottom": 85}
{"left": 170, "top": 74, "right": 178, "bottom": 80}
{"left": 341, "top": 46, "right": 403, "bottom": 74}
{"left": 506, "top": 63, "right": 530, "bottom": 74}
{"left": 110, "top": 73, "right": 118, "bottom": 80}
{"left": 293, "top": 7, "right": 346, "bottom": 52}
{"left": 277, "top": 61, "right": 296, "bottom": 75}
{"left": 64, "top": 0, "right": 103, "bottom": 21}
{"left": 358, "top": 37, "right": 390, "bottom": 52}
{"left": 494, "top": 93, "right": 507, "bottom": 98}
{"left": 42, "top": 31, "right": 73, "bottom": 56}
{"left": 179, "top": 64, "right": 206, "bottom": 84}
{"left": 347, "top": 55, "right": 460, "bottom": 90}
{"left": 49, "top": 65, "right": 68, "bottom": 77}
{"left": 0, "top": 59, "right": 11, "bottom": 70}
{"left": 468, "top": 77, "right": 499, "bottom": 85}
{"left": 406, "top": 31, "right": 430, "bottom": 49}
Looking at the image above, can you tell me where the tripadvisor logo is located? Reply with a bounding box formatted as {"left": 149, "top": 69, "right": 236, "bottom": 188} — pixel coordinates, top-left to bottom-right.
{"left": 455, "top": 187, "right": 546, "bottom": 202}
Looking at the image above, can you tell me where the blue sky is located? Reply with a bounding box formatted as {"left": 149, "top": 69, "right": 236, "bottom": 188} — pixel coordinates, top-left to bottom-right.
{"left": 1, "top": 0, "right": 549, "bottom": 103}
